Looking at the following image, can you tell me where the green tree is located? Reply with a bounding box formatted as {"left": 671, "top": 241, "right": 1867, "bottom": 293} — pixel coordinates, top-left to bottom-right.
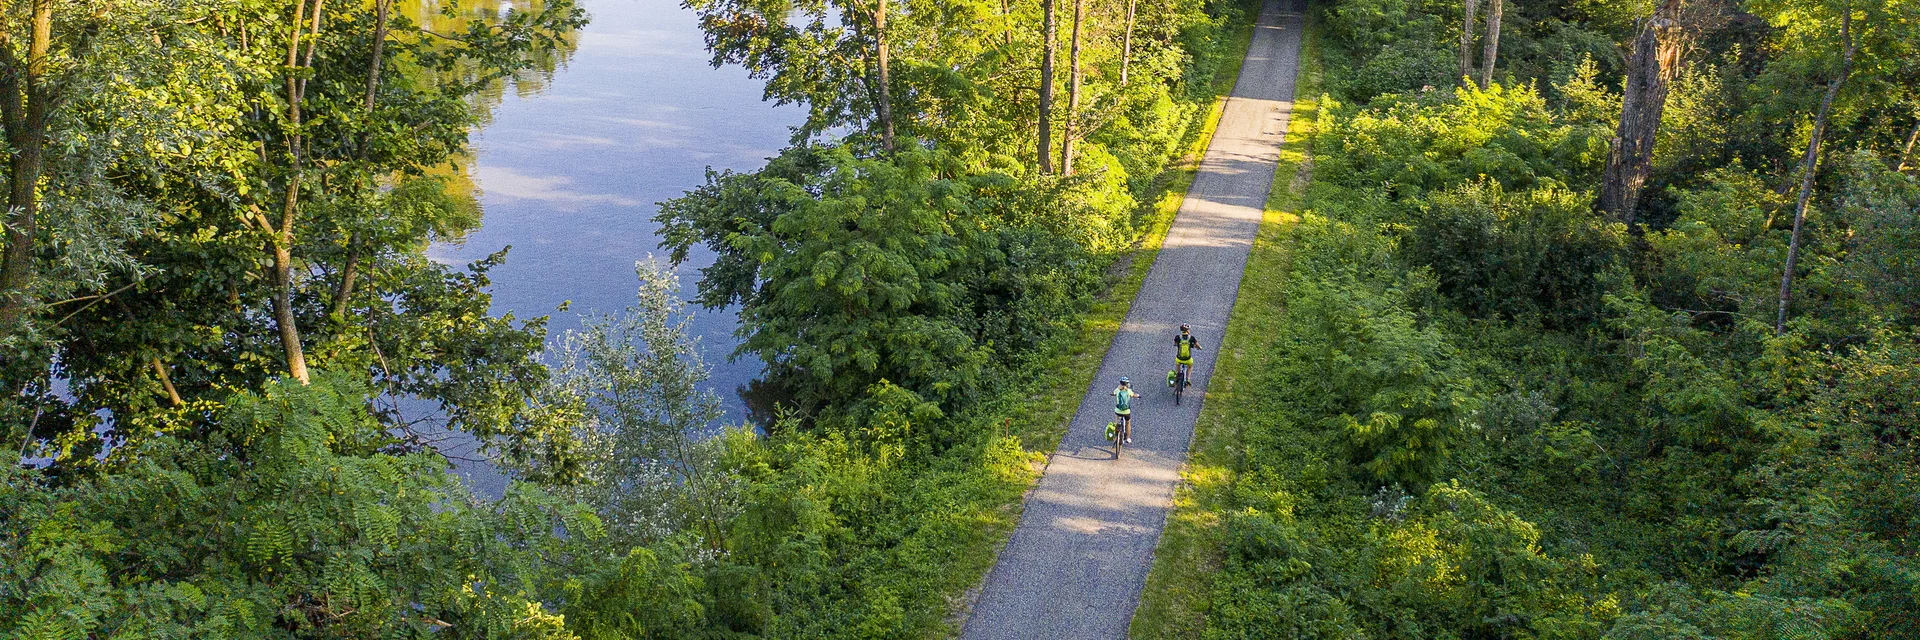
{"left": 1834, "top": 151, "right": 1920, "bottom": 323}
{"left": 0, "top": 374, "right": 596, "bottom": 637}
{"left": 551, "top": 260, "right": 739, "bottom": 549}
{"left": 660, "top": 147, "right": 992, "bottom": 412}
{"left": 685, "top": 0, "right": 925, "bottom": 150}
{"left": 11, "top": 0, "right": 591, "bottom": 476}
{"left": 0, "top": 0, "right": 213, "bottom": 343}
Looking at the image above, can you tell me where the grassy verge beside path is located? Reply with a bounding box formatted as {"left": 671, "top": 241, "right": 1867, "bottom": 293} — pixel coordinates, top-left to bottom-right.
{"left": 939, "top": 6, "right": 1264, "bottom": 634}
{"left": 1128, "top": 12, "right": 1323, "bottom": 639}
{"left": 1004, "top": 1, "right": 1264, "bottom": 454}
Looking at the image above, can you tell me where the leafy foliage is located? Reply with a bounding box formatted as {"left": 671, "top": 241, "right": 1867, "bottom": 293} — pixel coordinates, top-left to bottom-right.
{"left": 1405, "top": 182, "right": 1628, "bottom": 329}
{"left": 550, "top": 261, "right": 739, "bottom": 548}
{"left": 3, "top": 0, "right": 590, "bottom": 477}
{"left": 1184, "top": 0, "right": 1920, "bottom": 636}
{"left": 1, "top": 374, "right": 592, "bottom": 638}
{"left": 7, "top": 0, "right": 1262, "bottom": 638}
{"left": 659, "top": 147, "right": 1106, "bottom": 412}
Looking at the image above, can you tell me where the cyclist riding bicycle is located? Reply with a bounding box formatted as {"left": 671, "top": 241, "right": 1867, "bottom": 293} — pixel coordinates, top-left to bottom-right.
{"left": 1112, "top": 377, "right": 1135, "bottom": 445}
{"left": 1168, "top": 324, "right": 1202, "bottom": 388}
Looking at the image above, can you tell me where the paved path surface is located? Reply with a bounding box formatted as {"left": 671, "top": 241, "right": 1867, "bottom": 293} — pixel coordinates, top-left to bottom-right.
{"left": 959, "top": 2, "right": 1305, "bottom": 638}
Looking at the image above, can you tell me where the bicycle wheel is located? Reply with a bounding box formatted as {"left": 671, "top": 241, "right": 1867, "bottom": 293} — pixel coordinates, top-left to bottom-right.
{"left": 1174, "top": 368, "right": 1186, "bottom": 405}
{"left": 1113, "top": 422, "right": 1124, "bottom": 459}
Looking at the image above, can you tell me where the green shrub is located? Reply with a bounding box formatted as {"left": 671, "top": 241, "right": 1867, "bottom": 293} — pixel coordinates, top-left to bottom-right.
{"left": 1197, "top": 3, "right": 1920, "bottom": 639}
{"left": 658, "top": 147, "right": 1106, "bottom": 414}
{"left": 564, "top": 544, "right": 714, "bottom": 640}
{"left": 1835, "top": 152, "right": 1920, "bottom": 325}
{"left": 1264, "top": 212, "right": 1474, "bottom": 489}
{"left": 1316, "top": 83, "right": 1609, "bottom": 201}
{"left": 0, "top": 374, "right": 591, "bottom": 638}
{"left": 1333, "top": 40, "right": 1459, "bottom": 104}
{"left": 1642, "top": 164, "right": 1792, "bottom": 319}
{"left": 1403, "top": 182, "right": 1628, "bottom": 330}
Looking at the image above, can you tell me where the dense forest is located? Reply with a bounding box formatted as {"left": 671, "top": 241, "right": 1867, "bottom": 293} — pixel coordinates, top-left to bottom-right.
{"left": 1, "top": 0, "right": 1255, "bottom": 636}
{"left": 1150, "top": 0, "right": 1920, "bottom": 637}
{"left": 7, "top": 0, "right": 1919, "bottom": 636}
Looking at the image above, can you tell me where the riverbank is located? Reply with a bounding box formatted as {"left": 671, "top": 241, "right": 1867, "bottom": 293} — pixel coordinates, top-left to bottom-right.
{"left": 446, "top": 0, "right": 803, "bottom": 423}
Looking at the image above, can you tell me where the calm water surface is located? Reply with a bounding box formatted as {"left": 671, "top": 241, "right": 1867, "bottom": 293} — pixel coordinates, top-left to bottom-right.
{"left": 429, "top": 0, "right": 801, "bottom": 490}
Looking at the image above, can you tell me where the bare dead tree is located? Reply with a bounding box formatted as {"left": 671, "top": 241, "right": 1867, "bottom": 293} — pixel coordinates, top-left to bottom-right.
{"left": 1038, "top": 0, "right": 1056, "bottom": 174}
{"left": 1120, "top": 0, "right": 1137, "bottom": 86}
{"left": 1776, "top": 5, "right": 1856, "bottom": 336}
{"left": 1600, "top": 0, "right": 1684, "bottom": 224}
{"left": 1061, "top": 0, "right": 1085, "bottom": 175}
{"left": 874, "top": 0, "right": 895, "bottom": 153}
{"left": 1479, "top": 0, "right": 1503, "bottom": 89}
{"left": 1459, "top": 0, "right": 1479, "bottom": 85}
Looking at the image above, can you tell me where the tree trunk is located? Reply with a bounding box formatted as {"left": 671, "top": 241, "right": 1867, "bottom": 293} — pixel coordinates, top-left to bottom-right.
{"left": 1600, "top": 0, "right": 1682, "bottom": 224}
{"left": 1061, "top": 0, "right": 1084, "bottom": 175}
{"left": 1459, "top": 0, "right": 1478, "bottom": 85}
{"left": 331, "top": 232, "right": 362, "bottom": 319}
{"left": 333, "top": 0, "right": 391, "bottom": 320}
{"left": 1479, "top": 0, "right": 1502, "bottom": 89}
{"left": 106, "top": 294, "right": 185, "bottom": 407}
{"left": 270, "top": 0, "right": 327, "bottom": 384}
{"left": 669, "top": 433, "right": 729, "bottom": 550}
{"left": 874, "top": 0, "right": 895, "bottom": 153}
{"left": 1776, "top": 9, "right": 1854, "bottom": 336}
{"left": 1038, "top": 0, "right": 1056, "bottom": 174}
{"left": 269, "top": 231, "right": 308, "bottom": 384}
{"left": 1899, "top": 114, "right": 1919, "bottom": 173}
{"left": 364, "top": 0, "right": 388, "bottom": 112}
{"left": 1001, "top": 0, "right": 1013, "bottom": 48}
{"left": 0, "top": 0, "right": 53, "bottom": 333}
{"left": 1120, "top": 0, "right": 1137, "bottom": 86}
{"left": 151, "top": 357, "right": 184, "bottom": 407}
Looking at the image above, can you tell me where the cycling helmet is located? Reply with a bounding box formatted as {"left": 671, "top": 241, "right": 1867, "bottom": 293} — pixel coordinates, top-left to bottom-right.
{"left": 1119, "top": 376, "right": 1131, "bottom": 384}
{"left": 1180, "top": 323, "right": 1190, "bottom": 331}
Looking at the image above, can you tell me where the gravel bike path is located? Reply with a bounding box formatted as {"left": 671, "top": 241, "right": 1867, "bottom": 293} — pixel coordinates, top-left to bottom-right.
{"left": 959, "top": 2, "right": 1304, "bottom": 637}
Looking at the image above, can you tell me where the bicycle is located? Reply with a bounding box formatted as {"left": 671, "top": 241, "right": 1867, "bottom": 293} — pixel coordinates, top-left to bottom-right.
{"left": 1170, "top": 325, "right": 1202, "bottom": 406}
{"left": 1110, "top": 377, "right": 1136, "bottom": 459}
{"left": 1173, "top": 363, "right": 1191, "bottom": 405}
{"left": 1107, "top": 416, "right": 1132, "bottom": 459}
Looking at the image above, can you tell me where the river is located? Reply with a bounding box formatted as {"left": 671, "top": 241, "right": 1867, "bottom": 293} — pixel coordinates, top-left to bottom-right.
{"left": 428, "top": 0, "right": 803, "bottom": 492}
